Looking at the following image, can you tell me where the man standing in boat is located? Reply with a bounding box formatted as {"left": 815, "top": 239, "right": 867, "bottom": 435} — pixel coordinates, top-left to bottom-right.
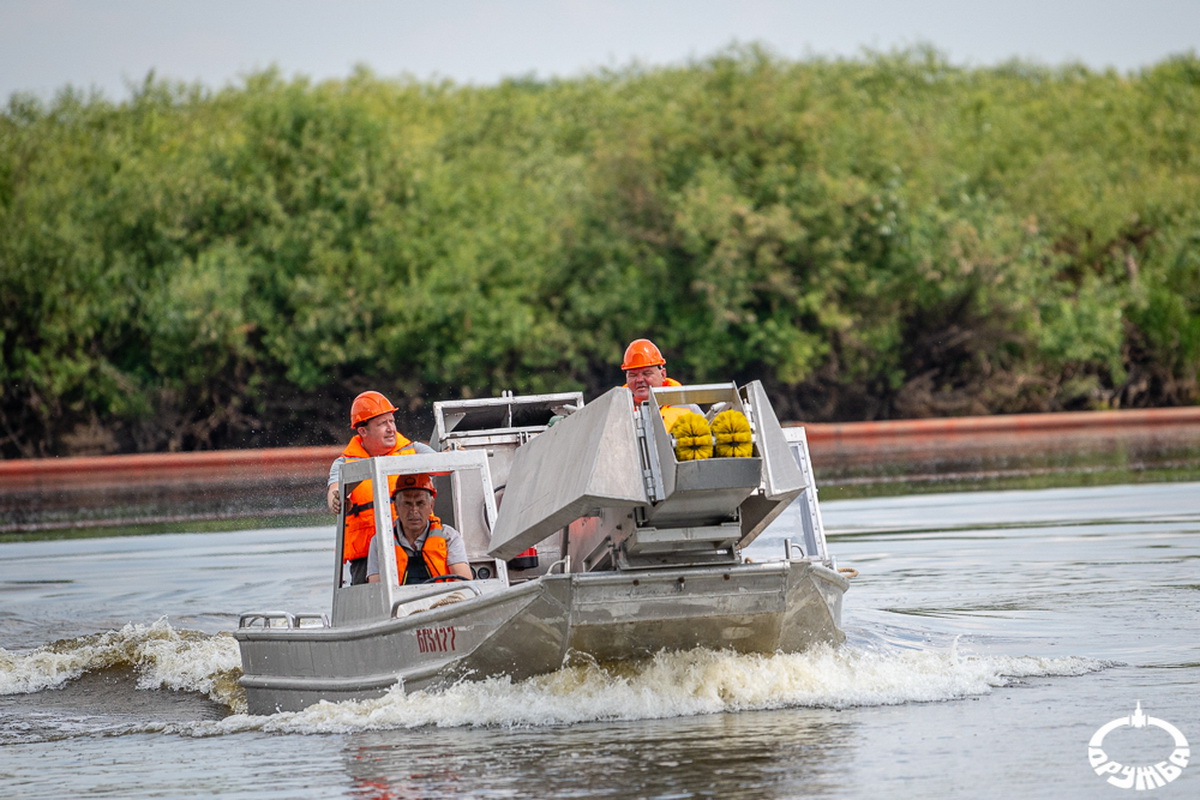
{"left": 327, "top": 390, "right": 435, "bottom": 585}
{"left": 365, "top": 473, "right": 472, "bottom": 584}
{"left": 621, "top": 338, "right": 753, "bottom": 461}
{"left": 621, "top": 338, "right": 700, "bottom": 429}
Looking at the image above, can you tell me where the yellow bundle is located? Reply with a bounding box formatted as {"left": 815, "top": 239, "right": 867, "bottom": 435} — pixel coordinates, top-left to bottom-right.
{"left": 671, "top": 412, "right": 713, "bottom": 461}
{"left": 711, "top": 409, "right": 753, "bottom": 458}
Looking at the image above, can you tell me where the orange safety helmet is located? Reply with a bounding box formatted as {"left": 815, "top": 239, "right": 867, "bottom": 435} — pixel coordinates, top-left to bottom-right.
{"left": 349, "top": 390, "right": 399, "bottom": 429}
{"left": 621, "top": 338, "right": 666, "bottom": 371}
{"left": 394, "top": 473, "right": 437, "bottom": 497}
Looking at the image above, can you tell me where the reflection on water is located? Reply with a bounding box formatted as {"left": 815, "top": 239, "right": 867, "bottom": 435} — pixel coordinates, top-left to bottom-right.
{"left": 339, "top": 711, "right": 858, "bottom": 800}
{"left": 0, "top": 477, "right": 328, "bottom": 536}
{"left": 812, "top": 420, "right": 1200, "bottom": 499}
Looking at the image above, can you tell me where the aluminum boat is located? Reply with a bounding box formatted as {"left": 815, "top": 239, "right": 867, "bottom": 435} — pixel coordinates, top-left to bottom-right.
{"left": 234, "top": 382, "right": 849, "bottom": 714}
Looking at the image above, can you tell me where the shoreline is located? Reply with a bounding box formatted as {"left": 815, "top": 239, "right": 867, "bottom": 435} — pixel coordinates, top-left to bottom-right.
{"left": 5, "top": 406, "right": 1199, "bottom": 480}
{"left": 3, "top": 407, "right": 1199, "bottom": 533}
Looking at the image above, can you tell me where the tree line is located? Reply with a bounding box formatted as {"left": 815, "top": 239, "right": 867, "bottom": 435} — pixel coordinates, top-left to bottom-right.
{"left": 2, "top": 46, "right": 1198, "bottom": 458}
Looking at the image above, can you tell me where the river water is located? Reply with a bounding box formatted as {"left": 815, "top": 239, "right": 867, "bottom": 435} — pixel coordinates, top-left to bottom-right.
{"left": 2, "top": 481, "right": 1197, "bottom": 798}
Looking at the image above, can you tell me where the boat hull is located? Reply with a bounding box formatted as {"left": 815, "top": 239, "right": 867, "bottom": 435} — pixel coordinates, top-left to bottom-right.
{"left": 565, "top": 560, "right": 846, "bottom": 658}
{"left": 234, "top": 560, "right": 846, "bottom": 714}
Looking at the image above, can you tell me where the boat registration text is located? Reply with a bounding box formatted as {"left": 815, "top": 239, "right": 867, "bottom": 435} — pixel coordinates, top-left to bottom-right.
{"left": 415, "top": 626, "right": 458, "bottom": 653}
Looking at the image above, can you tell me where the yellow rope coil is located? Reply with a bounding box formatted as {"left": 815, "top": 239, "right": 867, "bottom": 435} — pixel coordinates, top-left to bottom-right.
{"left": 671, "top": 412, "right": 713, "bottom": 461}
{"left": 711, "top": 409, "right": 753, "bottom": 458}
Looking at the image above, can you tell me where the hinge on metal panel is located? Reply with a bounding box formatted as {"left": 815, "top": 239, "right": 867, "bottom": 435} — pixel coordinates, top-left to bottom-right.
{"left": 742, "top": 395, "right": 759, "bottom": 448}
{"left": 634, "top": 409, "right": 662, "bottom": 503}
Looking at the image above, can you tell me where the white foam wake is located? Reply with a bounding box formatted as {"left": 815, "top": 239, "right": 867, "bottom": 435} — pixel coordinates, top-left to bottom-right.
{"left": 197, "top": 642, "right": 1109, "bottom": 735}
{"left": 1, "top": 622, "right": 1110, "bottom": 735}
{"left": 0, "top": 618, "right": 243, "bottom": 708}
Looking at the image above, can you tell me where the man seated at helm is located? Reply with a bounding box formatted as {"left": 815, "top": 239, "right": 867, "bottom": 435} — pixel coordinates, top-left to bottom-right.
{"left": 328, "top": 390, "right": 436, "bottom": 585}
{"left": 366, "top": 473, "right": 473, "bottom": 584}
{"left": 620, "top": 338, "right": 702, "bottom": 430}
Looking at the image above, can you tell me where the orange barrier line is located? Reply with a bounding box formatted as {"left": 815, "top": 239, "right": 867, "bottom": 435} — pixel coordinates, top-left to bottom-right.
{"left": 2, "top": 407, "right": 1198, "bottom": 488}
{"left": 798, "top": 406, "right": 1200, "bottom": 442}
{"left": 0, "top": 445, "right": 343, "bottom": 489}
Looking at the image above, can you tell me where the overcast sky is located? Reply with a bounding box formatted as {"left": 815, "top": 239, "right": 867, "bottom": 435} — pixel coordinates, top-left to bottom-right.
{"left": 3, "top": 0, "right": 1198, "bottom": 103}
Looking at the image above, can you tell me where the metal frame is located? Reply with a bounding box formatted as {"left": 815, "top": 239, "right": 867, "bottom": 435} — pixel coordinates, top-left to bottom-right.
{"left": 333, "top": 450, "right": 499, "bottom": 625}
{"left": 781, "top": 426, "right": 832, "bottom": 564}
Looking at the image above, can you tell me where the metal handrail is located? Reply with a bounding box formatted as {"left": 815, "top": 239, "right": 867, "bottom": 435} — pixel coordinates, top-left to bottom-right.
{"left": 238, "top": 611, "right": 330, "bottom": 629}
{"left": 238, "top": 611, "right": 295, "bottom": 629}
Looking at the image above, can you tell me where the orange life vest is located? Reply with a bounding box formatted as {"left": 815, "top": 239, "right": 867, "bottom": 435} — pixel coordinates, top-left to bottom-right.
{"left": 341, "top": 434, "right": 418, "bottom": 562}
{"left": 393, "top": 516, "right": 451, "bottom": 584}
{"left": 624, "top": 376, "right": 690, "bottom": 429}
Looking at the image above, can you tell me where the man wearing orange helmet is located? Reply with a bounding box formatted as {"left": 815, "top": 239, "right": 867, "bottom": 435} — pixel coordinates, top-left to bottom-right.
{"left": 620, "top": 338, "right": 700, "bottom": 430}
{"left": 327, "top": 390, "right": 435, "bottom": 584}
{"left": 366, "top": 473, "right": 472, "bottom": 584}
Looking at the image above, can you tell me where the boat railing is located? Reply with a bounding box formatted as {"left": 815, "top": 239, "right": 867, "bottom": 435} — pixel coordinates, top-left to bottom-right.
{"left": 238, "top": 611, "right": 331, "bottom": 629}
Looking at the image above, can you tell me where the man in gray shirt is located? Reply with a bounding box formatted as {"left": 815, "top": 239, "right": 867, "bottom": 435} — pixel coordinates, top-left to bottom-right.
{"left": 367, "top": 473, "right": 471, "bottom": 584}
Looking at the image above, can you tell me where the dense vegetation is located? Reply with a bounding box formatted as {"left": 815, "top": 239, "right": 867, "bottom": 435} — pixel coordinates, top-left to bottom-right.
{"left": 2, "top": 47, "right": 1199, "bottom": 458}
